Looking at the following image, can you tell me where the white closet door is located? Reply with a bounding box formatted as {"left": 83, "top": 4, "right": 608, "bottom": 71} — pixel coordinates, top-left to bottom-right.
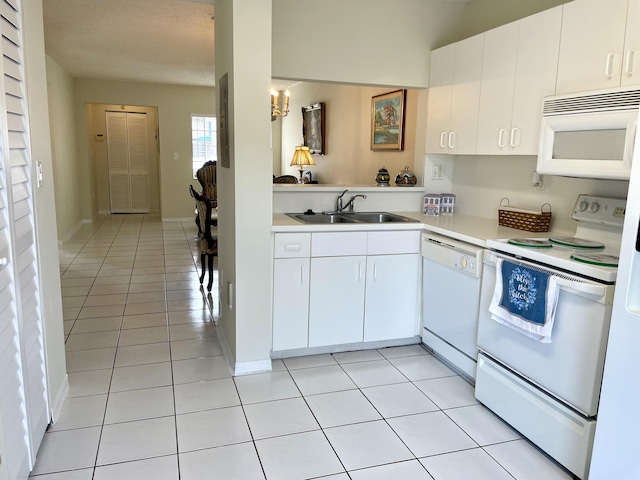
{"left": 106, "top": 112, "right": 131, "bottom": 213}
{"left": 106, "top": 111, "right": 149, "bottom": 213}
{"left": 126, "top": 113, "right": 149, "bottom": 212}
{"left": 0, "top": 0, "right": 48, "bottom": 478}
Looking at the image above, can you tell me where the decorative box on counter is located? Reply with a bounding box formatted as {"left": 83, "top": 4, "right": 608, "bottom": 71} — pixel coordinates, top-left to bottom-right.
{"left": 440, "top": 193, "right": 455, "bottom": 215}
{"left": 423, "top": 193, "right": 442, "bottom": 216}
{"left": 498, "top": 198, "right": 552, "bottom": 232}
{"left": 423, "top": 193, "right": 456, "bottom": 216}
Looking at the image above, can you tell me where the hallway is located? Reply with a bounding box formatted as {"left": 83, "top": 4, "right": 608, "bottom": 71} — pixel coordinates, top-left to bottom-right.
{"left": 30, "top": 215, "right": 571, "bottom": 479}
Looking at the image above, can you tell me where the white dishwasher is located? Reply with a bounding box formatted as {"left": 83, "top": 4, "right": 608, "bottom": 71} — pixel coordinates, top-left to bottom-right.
{"left": 421, "top": 232, "right": 484, "bottom": 380}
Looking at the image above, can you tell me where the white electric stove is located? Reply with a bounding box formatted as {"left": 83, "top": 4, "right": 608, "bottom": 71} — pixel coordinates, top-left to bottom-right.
{"left": 476, "top": 194, "right": 626, "bottom": 479}
{"left": 486, "top": 194, "right": 626, "bottom": 283}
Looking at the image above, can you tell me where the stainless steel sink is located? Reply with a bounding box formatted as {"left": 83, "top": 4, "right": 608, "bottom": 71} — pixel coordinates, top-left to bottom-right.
{"left": 286, "top": 212, "right": 419, "bottom": 224}
{"left": 288, "top": 213, "right": 357, "bottom": 224}
{"left": 344, "top": 212, "right": 417, "bottom": 223}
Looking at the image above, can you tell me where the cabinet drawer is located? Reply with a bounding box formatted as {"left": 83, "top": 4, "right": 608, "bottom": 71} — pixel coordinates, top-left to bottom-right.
{"left": 274, "top": 233, "right": 311, "bottom": 258}
{"left": 367, "top": 230, "right": 420, "bottom": 255}
{"left": 311, "top": 232, "right": 368, "bottom": 257}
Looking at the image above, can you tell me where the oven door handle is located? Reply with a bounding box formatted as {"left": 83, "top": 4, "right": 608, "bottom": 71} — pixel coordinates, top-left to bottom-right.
{"left": 555, "top": 278, "right": 606, "bottom": 297}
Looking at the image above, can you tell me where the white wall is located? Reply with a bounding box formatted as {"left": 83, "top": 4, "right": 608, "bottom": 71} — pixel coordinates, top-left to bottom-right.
{"left": 272, "top": 0, "right": 466, "bottom": 88}
{"left": 73, "top": 79, "right": 215, "bottom": 223}
{"left": 215, "top": 0, "right": 274, "bottom": 373}
{"left": 45, "top": 57, "right": 83, "bottom": 242}
{"left": 450, "top": 155, "right": 629, "bottom": 232}
{"left": 280, "top": 82, "right": 421, "bottom": 185}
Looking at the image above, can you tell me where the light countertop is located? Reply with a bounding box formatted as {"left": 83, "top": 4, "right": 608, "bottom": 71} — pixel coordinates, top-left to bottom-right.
{"left": 273, "top": 211, "right": 574, "bottom": 247}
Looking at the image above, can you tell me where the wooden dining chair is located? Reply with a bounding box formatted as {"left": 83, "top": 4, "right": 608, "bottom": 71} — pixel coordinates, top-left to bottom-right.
{"left": 189, "top": 185, "right": 217, "bottom": 291}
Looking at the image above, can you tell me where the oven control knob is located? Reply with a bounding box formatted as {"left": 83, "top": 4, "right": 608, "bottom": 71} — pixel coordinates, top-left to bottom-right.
{"left": 578, "top": 200, "right": 589, "bottom": 212}
{"left": 589, "top": 201, "right": 600, "bottom": 213}
{"left": 460, "top": 256, "right": 468, "bottom": 269}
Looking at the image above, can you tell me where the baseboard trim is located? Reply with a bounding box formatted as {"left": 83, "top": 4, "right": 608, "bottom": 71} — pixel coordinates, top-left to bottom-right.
{"left": 162, "top": 217, "right": 193, "bottom": 223}
{"left": 58, "top": 220, "right": 84, "bottom": 245}
{"left": 216, "top": 325, "right": 272, "bottom": 376}
{"left": 49, "top": 374, "right": 69, "bottom": 424}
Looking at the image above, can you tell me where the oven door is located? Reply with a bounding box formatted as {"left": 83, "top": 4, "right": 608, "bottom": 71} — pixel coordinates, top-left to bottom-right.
{"left": 477, "top": 250, "right": 615, "bottom": 416}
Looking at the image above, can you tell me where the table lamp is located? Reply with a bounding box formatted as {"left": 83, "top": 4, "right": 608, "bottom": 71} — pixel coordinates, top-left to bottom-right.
{"left": 290, "top": 145, "right": 315, "bottom": 183}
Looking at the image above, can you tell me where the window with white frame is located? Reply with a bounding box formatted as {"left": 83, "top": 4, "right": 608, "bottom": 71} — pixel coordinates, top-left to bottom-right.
{"left": 192, "top": 115, "right": 217, "bottom": 177}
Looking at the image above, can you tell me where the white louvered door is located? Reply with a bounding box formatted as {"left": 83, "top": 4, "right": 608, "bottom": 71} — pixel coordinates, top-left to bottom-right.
{"left": 0, "top": 0, "right": 49, "bottom": 478}
{"left": 106, "top": 111, "right": 149, "bottom": 213}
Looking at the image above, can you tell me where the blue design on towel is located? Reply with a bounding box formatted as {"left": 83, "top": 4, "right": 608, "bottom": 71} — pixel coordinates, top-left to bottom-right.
{"left": 499, "top": 261, "right": 550, "bottom": 326}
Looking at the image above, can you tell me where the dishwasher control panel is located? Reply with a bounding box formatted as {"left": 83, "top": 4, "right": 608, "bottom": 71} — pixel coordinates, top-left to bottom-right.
{"left": 421, "top": 232, "right": 484, "bottom": 278}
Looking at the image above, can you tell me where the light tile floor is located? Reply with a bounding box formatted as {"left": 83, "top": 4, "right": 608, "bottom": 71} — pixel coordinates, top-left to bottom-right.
{"left": 31, "top": 214, "right": 573, "bottom": 479}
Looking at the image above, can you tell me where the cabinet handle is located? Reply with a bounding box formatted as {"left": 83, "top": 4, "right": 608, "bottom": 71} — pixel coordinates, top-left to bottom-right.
{"left": 448, "top": 132, "right": 456, "bottom": 149}
{"left": 440, "top": 132, "right": 447, "bottom": 149}
{"left": 625, "top": 50, "right": 635, "bottom": 76}
{"left": 372, "top": 263, "right": 377, "bottom": 281}
{"left": 605, "top": 52, "right": 615, "bottom": 78}
{"left": 510, "top": 128, "right": 520, "bottom": 147}
{"left": 284, "top": 244, "right": 302, "bottom": 251}
{"left": 300, "top": 265, "right": 304, "bottom": 285}
{"left": 498, "top": 129, "right": 507, "bottom": 148}
{"left": 358, "top": 263, "right": 362, "bottom": 281}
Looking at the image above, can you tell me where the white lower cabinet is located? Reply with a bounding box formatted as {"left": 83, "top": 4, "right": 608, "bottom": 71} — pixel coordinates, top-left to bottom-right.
{"left": 273, "top": 257, "right": 310, "bottom": 351}
{"left": 272, "top": 230, "right": 420, "bottom": 352}
{"left": 364, "top": 253, "right": 420, "bottom": 342}
{"left": 309, "top": 255, "right": 366, "bottom": 347}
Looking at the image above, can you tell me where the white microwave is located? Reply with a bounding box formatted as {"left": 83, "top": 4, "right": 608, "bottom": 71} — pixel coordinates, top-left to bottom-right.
{"left": 537, "top": 87, "right": 640, "bottom": 180}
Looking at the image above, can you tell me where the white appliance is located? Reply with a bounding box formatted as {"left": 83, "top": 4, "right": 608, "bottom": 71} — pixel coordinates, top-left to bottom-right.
{"left": 475, "top": 195, "right": 625, "bottom": 479}
{"left": 589, "top": 111, "right": 640, "bottom": 479}
{"left": 537, "top": 86, "right": 640, "bottom": 180}
{"left": 421, "top": 232, "right": 484, "bottom": 380}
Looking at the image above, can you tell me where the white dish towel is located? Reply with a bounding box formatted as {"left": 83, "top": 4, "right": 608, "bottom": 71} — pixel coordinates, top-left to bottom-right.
{"left": 489, "top": 258, "right": 560, "bottom": 343}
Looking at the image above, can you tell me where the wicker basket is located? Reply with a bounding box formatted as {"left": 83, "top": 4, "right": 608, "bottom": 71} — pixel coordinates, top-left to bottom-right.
{"left": 498, "top": 198, "right": 552, "bottom": 232}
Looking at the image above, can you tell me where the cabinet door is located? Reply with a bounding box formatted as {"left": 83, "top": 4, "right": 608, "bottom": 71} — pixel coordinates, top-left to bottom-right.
{"left": 556, "top": 0, "right": 628, "bottom": 94}
{"left": 364, "top": 254, "right": 420, "bottom": 342}
{"left": 476, "top": 22, "right": 519, "bottom": 155}
{"left": 309, "top": 256, "right": 366, "bottom": 348}
{"left": 510, "top": 6, "right": 562, "bottom": 155}
{"left": 425, "top": 44, "right": 454, "bottom": 153}
{"left": 622, "top": 0, "right": 640, "bottom": 86}
{"left": 450, "top": 33, "right": 484, "bottom": 154}
{"left": 273, "top": 258, "right": 310, "bottom": 351}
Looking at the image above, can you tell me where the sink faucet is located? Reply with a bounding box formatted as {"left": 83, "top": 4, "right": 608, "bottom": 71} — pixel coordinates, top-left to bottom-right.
{"left": 336, "top": 189, "right": 348, "bottom": 212}
{"left": 342, "top": 194, "right": 367, "bottom": 212}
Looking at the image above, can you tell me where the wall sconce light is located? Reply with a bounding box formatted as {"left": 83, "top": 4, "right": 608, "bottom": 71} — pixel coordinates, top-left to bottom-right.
{"left": 271, "top": 89, "right": 290, "bottom": 121}
{"left": 290, "top": 145, "right": 315, "bottom": 183}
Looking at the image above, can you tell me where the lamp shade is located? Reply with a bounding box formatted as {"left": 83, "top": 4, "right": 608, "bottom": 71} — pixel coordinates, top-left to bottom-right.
{"left": 290, "top": 145, "right": 315, "bottom": 167}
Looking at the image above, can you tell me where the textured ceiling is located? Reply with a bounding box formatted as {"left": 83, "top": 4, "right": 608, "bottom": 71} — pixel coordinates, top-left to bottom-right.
{"left": 43, "top": 0, "right": 216, "bottom": 87}
{"left": 42, "top": 0, "right": 478, "bottom": 88}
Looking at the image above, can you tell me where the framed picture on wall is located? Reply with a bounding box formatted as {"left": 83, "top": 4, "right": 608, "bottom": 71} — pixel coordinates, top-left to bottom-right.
{"left": 302, "top": 102, "right": 325, "bottom": 155}
{"left": 218, "top": 73, "right": 230, "bottom": 168}
{"left": 370, "top": 89, "right": 406, "bottom": 151}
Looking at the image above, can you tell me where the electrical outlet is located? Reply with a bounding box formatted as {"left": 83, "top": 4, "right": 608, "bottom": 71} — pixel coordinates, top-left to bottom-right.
{"left": 431, "top": 165, "right": 444, "bottom": 180}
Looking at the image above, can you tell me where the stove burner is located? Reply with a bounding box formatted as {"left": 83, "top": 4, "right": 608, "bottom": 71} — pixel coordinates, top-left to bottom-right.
{"left": 507, "top": 238, "right": 552, "bottom": 248}
{"left": 570, "top": 253, "right": 619, "bottom": 267}
{"left": 549, "top": 236, "right": 605, "bottom": 249}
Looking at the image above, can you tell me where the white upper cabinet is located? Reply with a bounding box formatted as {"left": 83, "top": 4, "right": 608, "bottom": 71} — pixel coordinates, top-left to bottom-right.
{"left": 425, "top": 44, "right": 454, "bottom": 154}
{"left": 425, "top": 34, "right": 484, "bottom": 154}
{"left": 476, "top": 7, "right": 562, "bottom": 155}
{"left": 623, "top": 0, "right": 640, "bottom": 86}
{"left": 556, "top": 0, "right": 635, "bottom": 94}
